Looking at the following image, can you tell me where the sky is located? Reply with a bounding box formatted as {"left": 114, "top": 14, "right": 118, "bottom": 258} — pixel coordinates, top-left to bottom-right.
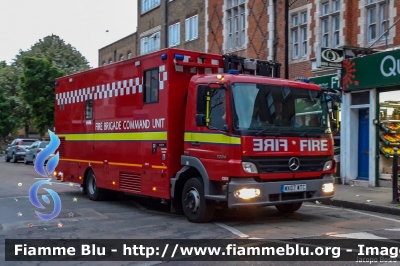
{"left": 0, "top": 0, "right": 138, "bottom": 68}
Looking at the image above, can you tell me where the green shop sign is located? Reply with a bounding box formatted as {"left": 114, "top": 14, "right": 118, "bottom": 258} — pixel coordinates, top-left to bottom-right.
{"left": 309, "top": 74, "right": 340, "bottom": 89}
{"left": 342, "top": 49, "right": 400, "bottom": 91}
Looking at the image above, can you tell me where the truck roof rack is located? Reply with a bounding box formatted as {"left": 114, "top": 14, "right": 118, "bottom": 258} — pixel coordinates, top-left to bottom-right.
{"left": 222, "top": 54, "right": 282, "bottom": 78}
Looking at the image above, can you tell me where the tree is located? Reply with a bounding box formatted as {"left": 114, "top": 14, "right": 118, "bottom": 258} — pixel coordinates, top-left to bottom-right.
{"left": 13, "top": 34, "right": 90, "bottom": 75}
{"left": 20, "top": 57, "right": 64, "bottom": 137}
{"left": 0, "top": 63, "right": 31, "bottom": 136}
{"left": 0, "top": 89, "right": 14, "bottom": 138}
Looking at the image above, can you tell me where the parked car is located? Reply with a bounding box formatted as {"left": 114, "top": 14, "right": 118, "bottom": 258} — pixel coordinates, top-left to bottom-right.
{"left": 24, "top": 141, "right": 50, "bottom": 165}
{"left": 4, "top": 138, "right": 38, "bottom": 163}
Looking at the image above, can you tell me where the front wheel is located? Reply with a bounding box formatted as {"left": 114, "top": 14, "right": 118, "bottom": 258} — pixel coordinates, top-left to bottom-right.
{"left": 4, "top": 153, "right": 10, "bottom": 162}
{"left": 182, "top": 178, "right": 215, "bottom": 223}
{"left": 86, "top": 169, "right": 106, "bottom": 201}
{"left": 275, "top": 202, "right": 302, "bottom": 213}
{"left": 10, "top": 154, "right": 17, "bottom": 163}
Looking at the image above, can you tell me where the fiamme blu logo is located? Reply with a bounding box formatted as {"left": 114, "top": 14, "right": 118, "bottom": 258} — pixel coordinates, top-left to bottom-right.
{"left": 29, "top": 130, "right": 62, "bottom": 221}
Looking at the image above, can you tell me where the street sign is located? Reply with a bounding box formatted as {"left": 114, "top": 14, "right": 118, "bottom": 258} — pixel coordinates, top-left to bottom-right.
{"left": 309, "top": 74, "right": 340, "bottom": 89}
{"left": 316, "top": 47, "right": 343, "bottom": 69}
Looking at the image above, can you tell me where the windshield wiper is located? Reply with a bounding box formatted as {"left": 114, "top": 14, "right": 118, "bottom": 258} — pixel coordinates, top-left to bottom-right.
{"left": 255, "top": 128, "right": 282, "bottom": 136}
{"left": 300, "top": 128, "right": 323, "bottom": 137}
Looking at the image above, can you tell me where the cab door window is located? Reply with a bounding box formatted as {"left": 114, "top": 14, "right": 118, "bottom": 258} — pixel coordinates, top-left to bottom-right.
{"left": 144, "top": 68, "right": 159, "bottom": 103}
{"left": 208, "top": 89, "right": 226, "bottom": 130}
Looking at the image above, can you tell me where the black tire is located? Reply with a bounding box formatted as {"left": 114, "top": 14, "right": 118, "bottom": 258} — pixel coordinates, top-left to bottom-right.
{"left": 275, "top": 202, "right": 302, "bottom": 213}
{"left": 23, "top": 157, "right": 29, "bottom": 164}
{"left": 10, "top": 154, "right": 17, "bottom": 163}
{"left": 86, "top": 169, "right": 106, "bottom": 201}
{"left": 182, "top": 178, "right": 216, "bottom": 223}
{"left": 4, "top": 153, "right": 10, "bottom": 162}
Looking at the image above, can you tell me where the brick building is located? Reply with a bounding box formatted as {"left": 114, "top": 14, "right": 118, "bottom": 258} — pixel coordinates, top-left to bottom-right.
{"left": 100, "top": 0, "right": 397, "bottom": 80}
{"left": 99, "top": 0, "right": 206, "bottom": 66}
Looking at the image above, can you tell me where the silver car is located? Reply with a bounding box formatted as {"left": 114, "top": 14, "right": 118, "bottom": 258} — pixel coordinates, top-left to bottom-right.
{"left": 24, "top": 141, "right": 49, "bottom": 165}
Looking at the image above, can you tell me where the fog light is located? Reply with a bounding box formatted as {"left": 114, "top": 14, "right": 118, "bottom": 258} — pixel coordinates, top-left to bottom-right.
{"left": 323, "top": 160, "right": 333, "bottom": 171}
{"left": 242, "top": 162, "right": 258, "bottom": 173}
{"left": 322, "top": 183, "right": 334, "bottom": 193}
{"left": 234, "top": 188, "right": 261, "bottom": 199}
{"left": 53, "top": 171, "right": 57, "bottom": 177}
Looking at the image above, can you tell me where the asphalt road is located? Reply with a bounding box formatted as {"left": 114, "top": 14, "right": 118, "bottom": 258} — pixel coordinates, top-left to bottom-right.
{"left": 1, "top": 157, "right": 400, "bottom": 266}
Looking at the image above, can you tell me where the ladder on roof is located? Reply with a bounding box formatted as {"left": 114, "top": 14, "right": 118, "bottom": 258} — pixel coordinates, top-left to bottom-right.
{"left": 222, "top": 54, "right": 282, "bottom": 78}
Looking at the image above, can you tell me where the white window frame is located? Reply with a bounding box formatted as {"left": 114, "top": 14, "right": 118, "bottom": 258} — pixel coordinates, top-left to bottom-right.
{"left": 141, "top": 0, "right": 160, "bottom": 14}
{"left": 185, "top": 15, "right": 198, "bottom": 42}
{"left": 140, "top": 32, "right": 160, "bottom": 55}
{"left": 225, "top": 0, "right": 246, "bottom": 51}
{"left": 366, "top": 0, "right": 389, "bottom": 43}
{"left": 290, "top": 10, "right": 308, "bottom": 59}
{"left": 169, "top": 22, "right": 180, "bottom": 47}
{"left": 320, "top": 0, "right": 341, "bottom": 48}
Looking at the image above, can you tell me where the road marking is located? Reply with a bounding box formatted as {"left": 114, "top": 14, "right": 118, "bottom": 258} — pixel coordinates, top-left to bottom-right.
{"left": 385, "top": 228, "right": 400, "bottom": 231}
{"left": 304, "top": 204, "right": 400, "bottom": 223}
{"left": 214, "top": 222, "right": 249, "bottom": 238}
{"left": 34, "top": 177, "right": 80, "bottom": 187}
{"left": 330, "top": 232, "right": 387, "bottom": 239}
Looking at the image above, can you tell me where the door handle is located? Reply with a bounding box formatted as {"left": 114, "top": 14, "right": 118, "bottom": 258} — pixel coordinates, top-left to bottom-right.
{"left": 191, "top": 141, "right": 201, "bottom": 147}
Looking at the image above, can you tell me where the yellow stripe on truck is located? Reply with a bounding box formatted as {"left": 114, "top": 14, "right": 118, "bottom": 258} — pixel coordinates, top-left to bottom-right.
{"left": 184, "top": 132, "right": 241, "bottom": 145}
{"left": 57, "top": 131, "right": 167, "bottom": 141}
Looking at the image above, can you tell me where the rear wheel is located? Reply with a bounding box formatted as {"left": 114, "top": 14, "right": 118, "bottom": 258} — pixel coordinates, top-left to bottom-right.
{"left": 10, "top": 154, "right": 17, "bottom": 163}
{"left": 86, "top": 169, "right": 106, "bottom": 201}
{"left": 182, "top": 178, "right": 215, "bottom": 223}
{"left": 24, "top": 157, "right": 29, "bottom": 164}
{"left": 275, "top": 202, "right": 302, "bottom": 213}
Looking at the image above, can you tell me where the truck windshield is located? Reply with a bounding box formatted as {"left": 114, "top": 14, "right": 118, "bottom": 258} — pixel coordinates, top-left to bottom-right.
{"left": 231, "top": 83, "right": 330, "bottom": 136}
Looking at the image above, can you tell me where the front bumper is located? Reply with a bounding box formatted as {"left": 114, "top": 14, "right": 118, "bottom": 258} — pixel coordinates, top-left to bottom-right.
{"left": 227, "top": 174, "right": 334, "bottom": 208}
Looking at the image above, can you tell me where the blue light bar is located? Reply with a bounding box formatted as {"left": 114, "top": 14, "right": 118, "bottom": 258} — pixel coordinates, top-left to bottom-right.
{"left": 228, "top": 69, "right": 240, "bottom": 74}
{"left": 161, "top": 54, "right": 167, "bottom": 60}
{"left": 174, "top": 54, "right": 184, "bottom": 60}
{"left": 301, "top": 78, "right": 310, "bottom": 83}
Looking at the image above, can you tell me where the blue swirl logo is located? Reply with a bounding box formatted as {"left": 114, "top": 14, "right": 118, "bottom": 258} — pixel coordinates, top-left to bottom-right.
{"left": 29, "top": 130, "right": 62, "bottom": 221}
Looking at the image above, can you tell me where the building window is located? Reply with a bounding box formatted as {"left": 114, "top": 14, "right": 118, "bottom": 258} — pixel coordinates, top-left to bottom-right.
{"left": 119, "top": 54, "right": 124, "bottom": 61}
{"left": 320, "top": 0, "right": 340, "bottom": 48}
{"left": 291, "top": 10, "right": 307, "bottom": 59}
{"left": 102, "top": 61, "right": 106, "bottom": 66}
{"left": 143, "top": 68, "right": 159, "bottom": 103}
{"left": 366, "top": 0, "right": 388, "bottom": 42}
{"left": 185, "top": 15, "right": 198, "bottom": 42}
{"left": 140, "top": 32, "right": 160, "bottom": 55}
{"left": 226, "top": 0, "right": 246, "bottom": 50}
{"left": 169, "top": 22, "right": 180, "bottom": 47}
{"left": 127, "top": 51, "right": 132, "bottom": 59}
{"left": 141, "top": 0, "right": 160, "bottom": 14}
{"left": 108, "top": 58, "right": 113, "bottom": 64}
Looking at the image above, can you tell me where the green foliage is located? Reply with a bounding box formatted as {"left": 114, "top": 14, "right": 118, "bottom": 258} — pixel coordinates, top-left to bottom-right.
{"left": 0, "top": 89, "right": 14, "bottom": 138}
{"left": 20, "top": 57, "right": 64, "bottom": 136}
{"left": 13, "top": 34, "right": 90, "bottom": 75}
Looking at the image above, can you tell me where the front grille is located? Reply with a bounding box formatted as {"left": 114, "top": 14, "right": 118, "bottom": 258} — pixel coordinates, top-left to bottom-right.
{"left": 243, "top": 156, "right": 331, "bottom": 173}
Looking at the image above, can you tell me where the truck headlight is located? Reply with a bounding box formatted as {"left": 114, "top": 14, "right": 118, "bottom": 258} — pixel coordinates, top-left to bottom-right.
{"left": 322, "top": 183, "right": 334, "bottom": 193}
{"left": 323, "top": 160, "right": 333, "bottom": 171}
{"left": 234, "top": 188, "right": 261, "bottom": 199}
{"left": 242, "top": 162, "right": 258, "bottom": 173}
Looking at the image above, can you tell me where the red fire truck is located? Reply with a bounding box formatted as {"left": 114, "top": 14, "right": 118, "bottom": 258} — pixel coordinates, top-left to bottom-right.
{"left": 54, "top": 48, "right": 335, "bottom": 223}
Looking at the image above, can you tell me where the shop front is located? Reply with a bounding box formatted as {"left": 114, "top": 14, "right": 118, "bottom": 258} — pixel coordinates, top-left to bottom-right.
{"left": 341, "top": 49, "right": 400, "bottom": 187}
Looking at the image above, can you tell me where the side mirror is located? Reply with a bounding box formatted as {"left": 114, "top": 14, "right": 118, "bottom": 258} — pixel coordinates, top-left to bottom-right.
{"left": 7, "top": 144, "right": 10, "bottom": 147}
{"left": 196, "top": 114, "right": 206, "bottom": 127}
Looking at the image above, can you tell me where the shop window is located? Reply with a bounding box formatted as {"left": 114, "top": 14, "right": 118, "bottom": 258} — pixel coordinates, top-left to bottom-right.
{"left": 143, "top": 68, "right": 159, "bottom": 103}
{"left": 351, "top": 91, "right": 370, "bottom": 105}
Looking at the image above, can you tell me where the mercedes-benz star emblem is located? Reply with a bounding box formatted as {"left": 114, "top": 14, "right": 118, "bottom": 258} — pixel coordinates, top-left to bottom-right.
{"left": 288, "top": 157, "right": 300, "bottom": 171}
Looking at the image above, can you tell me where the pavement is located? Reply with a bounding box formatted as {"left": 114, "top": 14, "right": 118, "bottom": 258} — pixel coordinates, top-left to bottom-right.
{"left": 322, "top": 183, "right": 400, "bottom": 216}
